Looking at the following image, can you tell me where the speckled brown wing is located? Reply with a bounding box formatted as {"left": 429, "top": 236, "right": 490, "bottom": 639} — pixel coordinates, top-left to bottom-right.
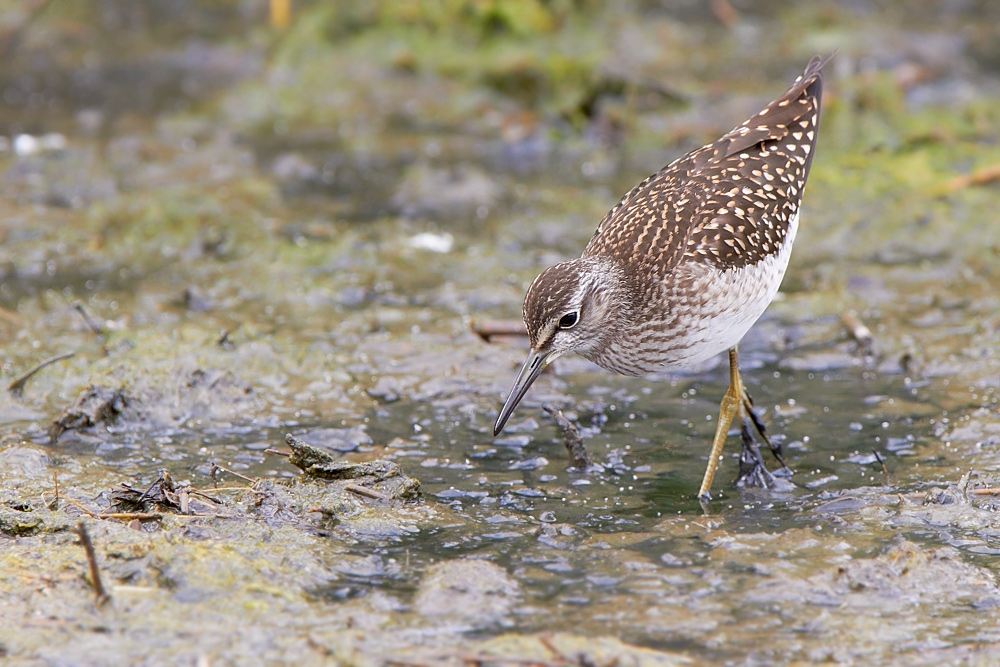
{"left": 583, "top": 55, "right": 828, "bottom": 284}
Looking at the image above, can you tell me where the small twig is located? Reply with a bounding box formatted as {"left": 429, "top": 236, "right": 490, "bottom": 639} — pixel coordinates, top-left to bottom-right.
{"left": 543, "top": 405, "right": 591, "bottom": 469}
{"left": 538, "top": 633, "right": 571, "bottom": 662}
{"left": 64, "top": 497, "right": 162, "bottom": 522}
{"left": 345, "top": 483, "right": 391, "bottom": 501}
{"left": 210, "top": 462, "right": 256, "bottom": 483}
{"left": 908, "top": 487, "right": 1000, "bottom": 501}
{"left": 133, "top": 472, "right": 171, "bottom": 507}
{"left": 72, "top": 302, "right": 105, "bottom": 336}
{"left": 167, "top": 512, "right": 237, "bottom": 521}
{"left": 73, "top": 522, "right": 110, "bottom": 607}
{"left": 97, "top": 512, "right": 163, "bottom": 521}
{"left": 264, "top": 448, "right": 291, "bottom": 457}
{"left": 187, "top": 489, "right": 225, "bottom": 504}
{"left": 46, "top": 472, "right": 60, "bottom": 510}
{"left": 62, "top": 496, "right": 102, "bottom": 519}
{"left": 8, "top": 351, "right": 75, "bottom": 397}
{"left": 162, "top": 488, "right": 180, "bottom": 507}
{"left": 841, "top": 311, "right": 874, "bottom": 354}
{"left": 872, "top": 450, "right": 888, "bottom": 476}
{"left": 387, "top": 654, "right": 566, "bottom": 667}
{"left": 193, "top": 486, "right": 250, "bottom": 493}
{"left": 943, "top": 163, "right": 1000, "bottom": 193}
{"left": 471, "top": 319, "right": 527, "bottom": 343}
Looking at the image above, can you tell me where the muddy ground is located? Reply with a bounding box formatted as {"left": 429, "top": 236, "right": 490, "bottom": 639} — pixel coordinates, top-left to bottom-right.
{"left": 1, "top": 1, "right": 1000, "bottom": 665}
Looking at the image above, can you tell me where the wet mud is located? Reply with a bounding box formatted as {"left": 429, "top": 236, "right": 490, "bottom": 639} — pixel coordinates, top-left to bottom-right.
{"left": 1, "top": 1, "right": 1000, "bottom": 664}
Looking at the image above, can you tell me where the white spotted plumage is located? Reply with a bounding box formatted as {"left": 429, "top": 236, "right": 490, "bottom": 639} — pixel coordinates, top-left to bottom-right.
{"left": 514, "top": 55, "right": 826, "bottom": 394}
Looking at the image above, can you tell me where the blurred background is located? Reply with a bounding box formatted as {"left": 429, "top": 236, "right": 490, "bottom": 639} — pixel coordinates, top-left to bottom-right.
{"left": 2, "top": 1, "right": 1000, "bottom": 664}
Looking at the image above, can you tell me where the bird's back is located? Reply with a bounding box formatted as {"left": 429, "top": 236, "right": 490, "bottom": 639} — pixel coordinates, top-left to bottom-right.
{"left": 583, "top": 56, "right": 828, "bottom": 289}
{"left": 579, "top": 56, "right": 829, "bottom": 373}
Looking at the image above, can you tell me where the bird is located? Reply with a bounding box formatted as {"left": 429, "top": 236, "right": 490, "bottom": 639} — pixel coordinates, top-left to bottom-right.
{"left": 493, "top": 55, "right": 831, "bottom": 499}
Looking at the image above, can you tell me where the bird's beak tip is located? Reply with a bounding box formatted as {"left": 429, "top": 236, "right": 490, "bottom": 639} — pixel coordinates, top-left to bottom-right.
{"left": 493, "top": 348, "right": 548, "bottom": 438}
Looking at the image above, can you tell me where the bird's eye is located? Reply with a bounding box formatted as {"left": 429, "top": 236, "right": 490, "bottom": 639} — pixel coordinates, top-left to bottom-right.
{"left": 558, "top": 312, "right": 579, "bottom": 329}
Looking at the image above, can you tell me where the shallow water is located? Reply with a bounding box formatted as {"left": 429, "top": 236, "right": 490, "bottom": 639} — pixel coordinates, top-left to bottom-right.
{"left": 2, "top": 2, "right": 1000, "bottom": 665}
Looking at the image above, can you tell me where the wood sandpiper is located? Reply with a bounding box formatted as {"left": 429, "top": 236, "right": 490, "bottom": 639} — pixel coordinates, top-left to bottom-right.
{"left": 494, "top": 55, "right": 830, "bottom": 499}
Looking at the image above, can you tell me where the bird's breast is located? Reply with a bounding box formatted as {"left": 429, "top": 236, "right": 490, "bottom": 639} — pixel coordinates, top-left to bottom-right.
{"left": 584, "top": 212, "right": 799, "bottom": 376}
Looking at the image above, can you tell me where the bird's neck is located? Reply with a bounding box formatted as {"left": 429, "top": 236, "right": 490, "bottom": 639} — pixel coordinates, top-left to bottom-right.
{"left": 578, "top": 255, "right": 638, "bottom": 345}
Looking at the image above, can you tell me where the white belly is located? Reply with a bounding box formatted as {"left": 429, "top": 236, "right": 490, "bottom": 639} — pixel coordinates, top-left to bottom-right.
{"left": 673, "top": 212, "right": 798, "bottom": 366}
{"left": 595, "top": 212, "right": 799, "bottom": 375}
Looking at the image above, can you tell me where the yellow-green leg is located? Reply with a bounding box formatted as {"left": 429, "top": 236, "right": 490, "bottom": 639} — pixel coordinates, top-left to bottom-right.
{"left": 698, "top": 347, "right": 743, "bottom": 500}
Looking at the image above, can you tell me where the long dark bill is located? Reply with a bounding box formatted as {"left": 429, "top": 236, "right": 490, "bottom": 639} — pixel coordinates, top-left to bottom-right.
{"left": 494, "top": 349, "right": 550, "bottom": 436}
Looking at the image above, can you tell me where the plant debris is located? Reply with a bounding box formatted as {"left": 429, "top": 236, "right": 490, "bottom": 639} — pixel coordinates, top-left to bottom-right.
{"left": 74, "top": 521, "right": 111, "bottom": 607}
{"left": 49, "top": 386, "right": 128, "bottom": 442}
{"left": 544, "top": 406, "right": 591, "bottom": 469}
{"left": 8, "top": 351, "right": 76, "bottom": 398}
{"left": 276, "top": 434, "right": 421, "bottom": 500}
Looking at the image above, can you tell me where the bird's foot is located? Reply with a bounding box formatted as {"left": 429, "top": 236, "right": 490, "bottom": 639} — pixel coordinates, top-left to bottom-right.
{"left": 736, "top": 416, "right": 794, "bottom": 491}
{"left": 741, "top": 388, "right": 786, "bottom": 467}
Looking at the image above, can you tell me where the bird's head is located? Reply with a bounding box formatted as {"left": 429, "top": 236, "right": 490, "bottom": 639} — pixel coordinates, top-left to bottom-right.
{"left": 494, "top": 256, "right": 627, "bottom": 436}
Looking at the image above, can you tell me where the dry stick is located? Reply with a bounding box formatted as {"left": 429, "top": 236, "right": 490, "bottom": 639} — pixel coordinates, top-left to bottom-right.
{"left": 62, "top": 496, "right": 102, "bottom": 519}
{"left": 210, "top": 462, "right": 256, "bottom": 483}
{"left": 388, "top": 655, "right": 566, "bottom": 667}
{"left": 73, "top": 522, "right": 110, "bottom": 608}
{"left": 63, "top": 496, "right": 161, "bottom": 522}
{"left": 471, "top": 319, "right": 527, "bottom": 343}
{"left": 8, "top": 351, "right": 76, "bottom": 397}
{"left": 98, "top": 512, "right": 163, "bottom": 521}
{"left": 345, "top": 483, "right": 390, "bottom": 501}
{"left": 188, "top": 489, "right": 225, "bottom": 504}
{"left": 193, "top": 486, "right": 249, "bottom": 494}
{"left": 543, "top": 406, "right": 591, "bottom": 469}
{"left": 72, "top": 302, "right": 105, "bottom": 336}
{"left": 132, "top": 475, "right": 168, "bottom": 506}
{"left": 872, "top": 450, "right": 888, "bottom": 476}
{"left": 0, "top": 304, "right": 23, "bottom": 325}
{"left": 169, "top": 512, "right": 236, "bottom": 521}
{"left": 841, "top": 311, "right": 874, "bottom": 353}
{"left": 909, "top": 488, "right": 1000, "bottom": 501}
{"left": 537, "top": 633, "right": 571, "bottom": 662}
{"left": 943, "top": 163, "right": 1000, "bottom": 193}
{"left": 264, "top": 448, "right": 291, "bottom": 457}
